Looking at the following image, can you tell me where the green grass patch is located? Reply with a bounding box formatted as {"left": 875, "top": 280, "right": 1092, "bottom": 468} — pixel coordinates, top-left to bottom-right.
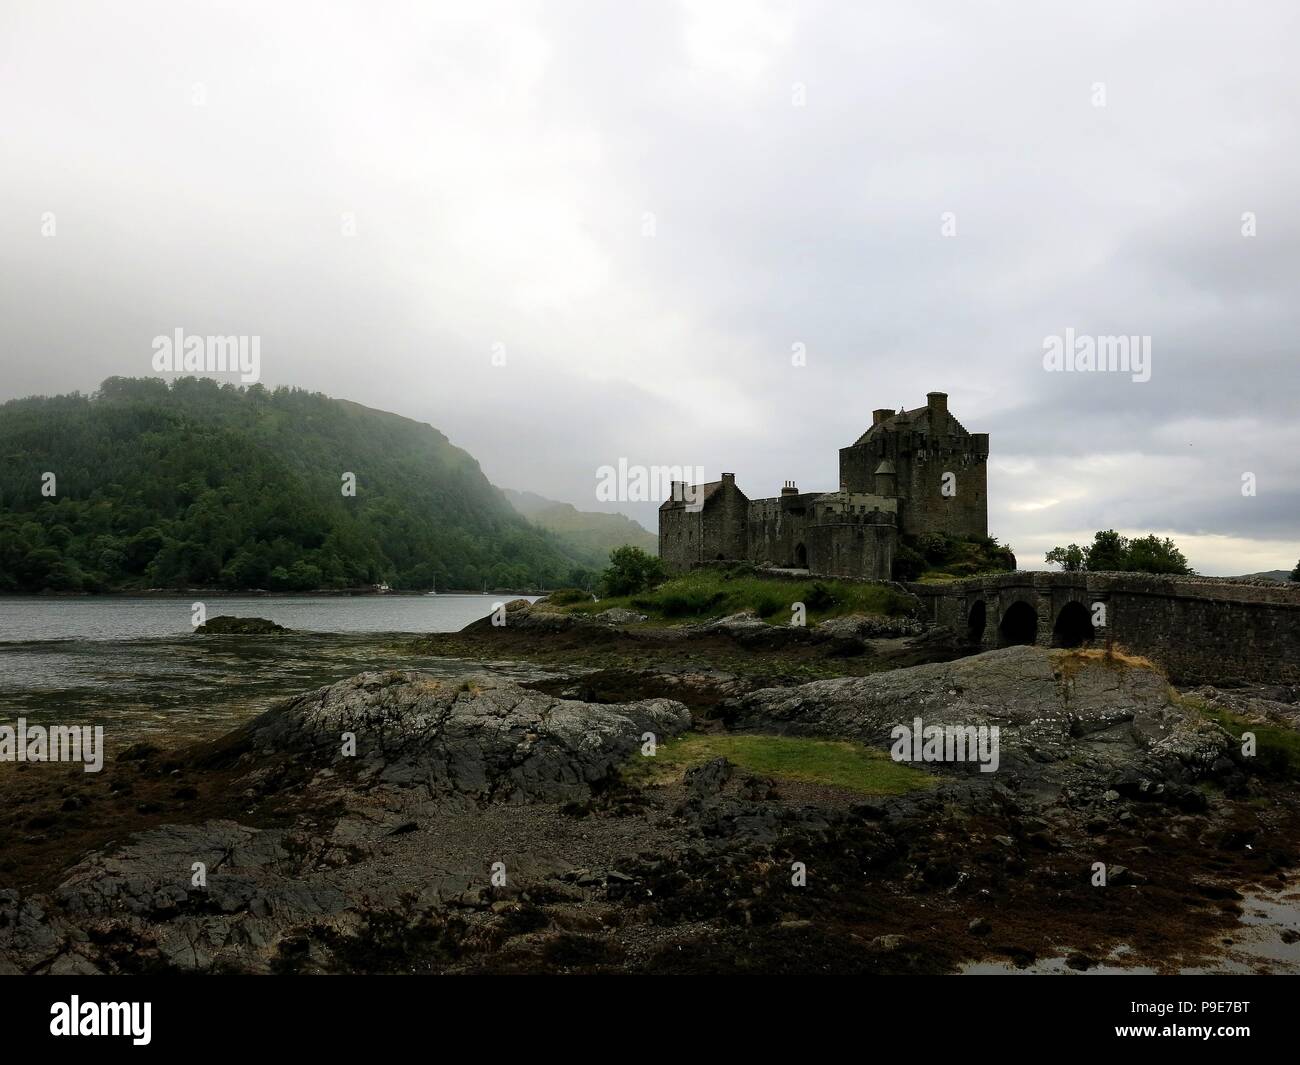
{"left": 621, "top": 731, "right": 935, "bottom": 795}
{"left": 1182, "top": 698, "right": 1300, "bottom": 780}
{"left": 545, "top": 587, "right": 596, "bottom": 606}
{"left": 568, "top": 569, "right": 917, "bottom": 625}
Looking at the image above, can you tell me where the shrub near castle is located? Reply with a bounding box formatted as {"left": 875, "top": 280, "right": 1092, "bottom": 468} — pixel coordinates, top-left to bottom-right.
{"left": 571, "top": 566, "right": 916, "bottom": 624}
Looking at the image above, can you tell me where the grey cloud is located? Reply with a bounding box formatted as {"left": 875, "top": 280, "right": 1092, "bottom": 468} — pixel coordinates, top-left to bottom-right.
{"left": 1, "top": 0, "right": 1296, "bottom": 575}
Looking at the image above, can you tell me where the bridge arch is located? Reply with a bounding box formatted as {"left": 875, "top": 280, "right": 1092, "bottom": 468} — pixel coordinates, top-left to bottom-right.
{"left": 966, "top": 600, "right": 987, "bottom": 645}
{"left": 1052, "top": 600, "right": 1095, "bottom": 648}
{"left": 997, "top": 600, "right": 1038, "bottom": 647}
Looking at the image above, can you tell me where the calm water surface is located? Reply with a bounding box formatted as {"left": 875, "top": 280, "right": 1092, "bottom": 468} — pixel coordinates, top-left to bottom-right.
{"left": 0, "top": 595, "right": 552, "bottom": 742}
{"left": 0, "top": 594, "right": 536, "bottom": 642}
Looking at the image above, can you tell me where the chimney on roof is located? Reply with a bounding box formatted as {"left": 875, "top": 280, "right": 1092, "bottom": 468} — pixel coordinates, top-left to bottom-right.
{"left": 721, "top": 472, "right": 735, "bottom": 485}
{"left": 872, "top": 408, "right": 893, "bottom": 426}
{"left": 781, "top": 480, "right": 798, "bottom": 496}
{"left": 926, "top": 391, "right": 948, "bottom": 425}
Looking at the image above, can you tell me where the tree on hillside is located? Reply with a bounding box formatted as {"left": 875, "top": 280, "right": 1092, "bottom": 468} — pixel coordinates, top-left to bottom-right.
{"left": 0, "top": 377, "right": 586, "bottom": 593}
{"left": 599, "top": 545, "right": 664, "bottom": 597}
{"left": 1290, "top": 560, "right": 1299, "bottom": 582}
{"left": 1045, "top": 530, "right": 1193, "bottom": 575}
{"left": 566, "top": 566, "right": 598, "bottom": 591}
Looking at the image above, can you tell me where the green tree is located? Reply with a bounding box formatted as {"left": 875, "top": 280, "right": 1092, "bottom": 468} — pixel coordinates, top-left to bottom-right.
{"left": 599, "top": 545, "right": 665, "bottom": 597}
{"left": 1124, "top": 534, "right": 1192, "bottom": 575}
{"left": 1045, "top": 544, "right": 1085, "bottom": 572}
{"left": 566, "top": 566, "right": 597, "bottom": 591}
{"left": 20, "top": 547, "right": 61, "bottom": 589}
{"left": 124, "top": 528, "right": 165, "bottom": 574}
{"left": 45, "top": 558, "right": 87, "bottom": 591}
{"left": 1289, "top": 560, "right": 1299, "bottom": 582}
{"left": 286, "top": 560, "right": 323, "bottom": 590}
{"left": 1084, "top": 529, "right": 1128, "bottom": 572}
{"left": 1045, "top": 530, "right": 1193, "bottom": 575}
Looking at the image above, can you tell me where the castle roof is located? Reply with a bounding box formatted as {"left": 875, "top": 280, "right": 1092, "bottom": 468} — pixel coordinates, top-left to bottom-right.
{"left": 873, "top": 459, "right": 896, "bottom": 474}
{"left": 852, "top": 405, "right": 969, "bottom": 446}
{"left": 658, "top": 479, "right": 740, "bottom": 511}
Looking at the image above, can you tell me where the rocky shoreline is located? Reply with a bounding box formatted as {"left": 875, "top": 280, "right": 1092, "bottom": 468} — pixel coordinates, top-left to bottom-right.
{"left": 2, "top": 602, "right": 1298, "bottom": 974}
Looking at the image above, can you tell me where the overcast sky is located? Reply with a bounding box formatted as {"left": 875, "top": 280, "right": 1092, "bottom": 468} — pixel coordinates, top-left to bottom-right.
{"left": 2, "top": 1, "right": 1297, "bottom": 575}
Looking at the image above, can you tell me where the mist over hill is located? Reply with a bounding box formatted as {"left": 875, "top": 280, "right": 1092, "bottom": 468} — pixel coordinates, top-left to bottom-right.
{"left": 503, "top": 488, "right": 657, "bottom": 570}
{"left": 0, "top": 377, "right": 592, "bottom": 593}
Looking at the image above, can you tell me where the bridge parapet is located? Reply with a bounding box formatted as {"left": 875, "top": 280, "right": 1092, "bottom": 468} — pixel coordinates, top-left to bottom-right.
{"left": 910, "top": 570, "right": 1300, "bottom": 604}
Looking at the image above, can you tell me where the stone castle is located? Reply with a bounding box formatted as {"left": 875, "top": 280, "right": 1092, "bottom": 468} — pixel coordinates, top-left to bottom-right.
{"left": 659, "top": 392, "right": 988, "bottom": 580}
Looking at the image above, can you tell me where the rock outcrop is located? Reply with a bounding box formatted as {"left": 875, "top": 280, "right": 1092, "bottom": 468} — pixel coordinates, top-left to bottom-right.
{"left": 723, "top": 645, "right": 1233, "bottom": 797}
{"left": 449, "top": 599, "right": 935, "bottom": 659}
{"left": 0, "top": 671, "right": 692, "bottom": 975}
{"left": 195, "top": 616, "right": 290, "bottom": 635}
{"left": 229, "top": 670, "right": 691, "bottom": 803}
{"left": 813, "top": 614, "right": 925, "bottom": 640}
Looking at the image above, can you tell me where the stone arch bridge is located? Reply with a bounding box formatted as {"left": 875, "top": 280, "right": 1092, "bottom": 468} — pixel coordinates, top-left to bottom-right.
{"left": 907, "top": 571, "right": 1300, "bottom": 686}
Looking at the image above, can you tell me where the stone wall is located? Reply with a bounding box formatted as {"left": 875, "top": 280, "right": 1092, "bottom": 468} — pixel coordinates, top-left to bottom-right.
{"left": 747, "top": 495, "right": 815, "bottom": 568}
{"left": 899, "top": 435, "right": 988, "bottom": 540}
{"left": 809, "top": 519, "right": 895, "bottom": 579}
{"left": 705, "top": 477, "right": 749, "bottom": 562}
{"left": 910, "top": 572, "right": 1300, "bottom": 685}
{"left": 657, "top": 506, "right": 698, "bottom": 573}
{"left": 658, "top": 476, "right": 750, "bottom": 573}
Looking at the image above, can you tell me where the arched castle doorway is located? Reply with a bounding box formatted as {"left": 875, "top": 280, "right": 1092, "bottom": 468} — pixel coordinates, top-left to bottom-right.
{"left": 794, "top": 543, "right": 807, "bottom": 568}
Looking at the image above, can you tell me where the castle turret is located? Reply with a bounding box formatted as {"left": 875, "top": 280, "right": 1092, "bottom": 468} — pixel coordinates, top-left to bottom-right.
{"left": 873, "top": 459, "right": 897, "bottom": 497}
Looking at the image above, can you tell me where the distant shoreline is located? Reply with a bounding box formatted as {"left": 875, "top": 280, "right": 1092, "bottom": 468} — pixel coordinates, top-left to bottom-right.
{"left": 0, "top": 589, "right": 549, "bottom": 600}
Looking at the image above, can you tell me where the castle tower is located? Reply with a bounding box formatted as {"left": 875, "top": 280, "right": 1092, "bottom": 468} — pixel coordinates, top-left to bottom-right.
{"left": 838, "top": 391, "right": 988, "bottom": 540}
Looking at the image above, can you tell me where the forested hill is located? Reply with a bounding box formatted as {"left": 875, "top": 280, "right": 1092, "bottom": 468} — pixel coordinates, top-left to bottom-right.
{"left": 503, "top": 488, "right": 657, "bottom": 568}
{"left": 0, "top": 377, "right": 589, "bottom": 593}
